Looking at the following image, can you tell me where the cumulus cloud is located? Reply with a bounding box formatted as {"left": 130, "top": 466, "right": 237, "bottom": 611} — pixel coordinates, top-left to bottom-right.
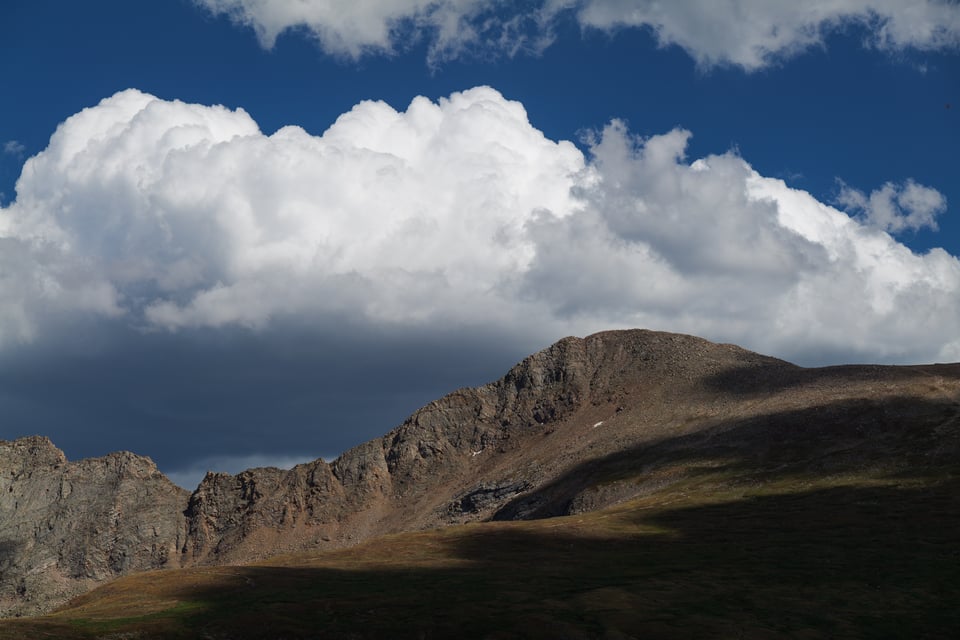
{"left": 1, "top": 87, "right": 958, "bottom": 365}
{"left": 193, "top": 0, "right": 960, "bottom": 69}
{"left": 837, "top": 179, "right": 947, "bottom": 233}
{"left": 524, "top": 120, "right": 960, "bottom": 362}
{"left": 0, "top": 87, "right": 581, "bottom": 344}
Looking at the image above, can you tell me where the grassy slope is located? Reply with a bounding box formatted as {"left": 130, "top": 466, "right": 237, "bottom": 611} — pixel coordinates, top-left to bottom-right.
{"left": 2, "top": 468, "right": 958, "bottom": 639}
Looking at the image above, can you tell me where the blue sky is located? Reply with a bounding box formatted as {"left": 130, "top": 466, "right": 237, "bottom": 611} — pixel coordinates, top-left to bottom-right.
{"left": 1, "top": 0, "right": 958, "bottom": 488}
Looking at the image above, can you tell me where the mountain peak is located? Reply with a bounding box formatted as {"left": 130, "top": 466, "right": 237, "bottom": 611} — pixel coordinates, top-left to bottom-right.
{"left": 0, "top": 435, "right": 67, "bottom": 467}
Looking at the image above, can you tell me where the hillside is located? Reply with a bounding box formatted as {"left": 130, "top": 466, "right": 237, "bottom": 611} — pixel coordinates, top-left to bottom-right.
{"left": 1, "top": 329, "right": 959, "bottom": 634}
{"left": 4, "top": 472, "right": 959, "bottom": 637}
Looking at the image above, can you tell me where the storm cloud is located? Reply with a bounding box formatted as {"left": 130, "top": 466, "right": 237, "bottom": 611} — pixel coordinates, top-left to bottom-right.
{"left": 1, "top": 87, "right": 956, "bottom": 484}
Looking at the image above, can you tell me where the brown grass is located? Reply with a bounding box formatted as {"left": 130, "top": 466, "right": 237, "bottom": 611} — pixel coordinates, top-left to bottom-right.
{"left": 2, "top": 465, "right": 957, "bottom": 639}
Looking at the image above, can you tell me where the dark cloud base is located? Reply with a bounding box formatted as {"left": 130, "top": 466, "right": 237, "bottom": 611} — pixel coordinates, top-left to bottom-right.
{"left": 0, "top": 317, "right": 539, "bottom": 473}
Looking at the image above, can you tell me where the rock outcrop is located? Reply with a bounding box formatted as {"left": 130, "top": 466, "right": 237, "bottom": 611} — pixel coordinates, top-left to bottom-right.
{"left": 3, "top": 329, "right": 959, "bottom": 617}
{"left": 0, "top": 437, "right": 188, "bottom": 616}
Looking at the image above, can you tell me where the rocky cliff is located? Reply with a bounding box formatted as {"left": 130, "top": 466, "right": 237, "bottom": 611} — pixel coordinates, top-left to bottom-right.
{"left": 0, "top": 437, "right": 188, "bottom": 616}
{"left": 3, "top": 329, "right": 959, "bottom": 617}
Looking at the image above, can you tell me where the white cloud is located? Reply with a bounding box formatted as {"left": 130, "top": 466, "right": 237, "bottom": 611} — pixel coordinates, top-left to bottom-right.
{"left": 574, "top": 0, "right": 960, "bottom": 70}
{"left": 523, "top": 121, "right": 960, "bottom": 362}
{"left": 0, "top": 87, "right": 582, "bottom": 340}
{"left": 837, "top": 179, "right": 947, "bottom": 233}
{"left": 1, "top": 87, "right": 958, "bottom": 365}
{"left": 193, "top": 0, "right": 556, "bottom": 66}
{"left": 3, "top": 141, "right": 26, "bottom": 157}
{"left": 193, "top": 0, "right": 960, "bottom": 69}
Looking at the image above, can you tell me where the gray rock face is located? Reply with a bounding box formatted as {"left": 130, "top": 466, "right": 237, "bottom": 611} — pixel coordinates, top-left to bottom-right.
{"left": 0, "top": 436, "right": 189, "bottom": 617}
{"left": 453, "top": 481, "right": 532, "bottom": 514}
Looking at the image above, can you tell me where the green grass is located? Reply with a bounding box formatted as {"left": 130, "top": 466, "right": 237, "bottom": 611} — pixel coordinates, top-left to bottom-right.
{"left": 2, "top": 469, "right": 958, "bottom": 639}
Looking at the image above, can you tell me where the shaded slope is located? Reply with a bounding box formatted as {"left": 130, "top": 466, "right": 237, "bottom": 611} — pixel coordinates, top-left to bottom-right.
{"left": 4, "top": 471, "right": 958, "bottom": 639}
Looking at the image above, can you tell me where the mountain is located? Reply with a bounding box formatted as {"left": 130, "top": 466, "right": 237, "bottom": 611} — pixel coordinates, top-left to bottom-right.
{"left": 0, "top": 439, "right": 188, "bottom": 616}
{"left": 2, "top": 329, "right": 959, "bottom": 630}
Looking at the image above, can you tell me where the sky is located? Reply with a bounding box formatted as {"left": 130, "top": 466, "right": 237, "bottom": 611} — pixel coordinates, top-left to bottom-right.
{"left": 1, "top": 0, "right": 958, "bottom": 489}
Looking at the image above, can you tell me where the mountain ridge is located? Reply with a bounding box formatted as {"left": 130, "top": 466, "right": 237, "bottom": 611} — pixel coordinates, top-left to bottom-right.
{"left": 2, "top": 328, "right": 958, "bottom": 618}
